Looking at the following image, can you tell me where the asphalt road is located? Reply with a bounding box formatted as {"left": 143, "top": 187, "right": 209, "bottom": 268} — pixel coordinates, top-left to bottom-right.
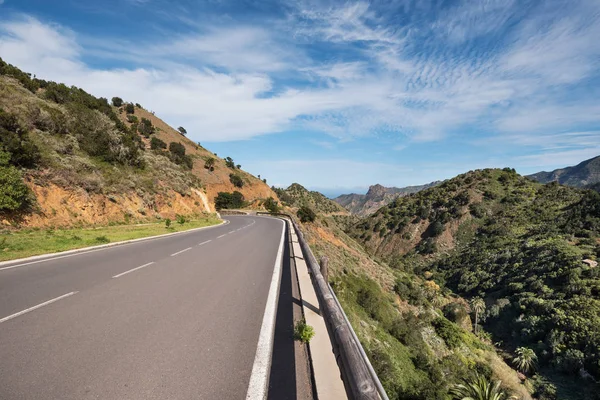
{"left": 0, "top": 215, "right": 291, "bottom": 400}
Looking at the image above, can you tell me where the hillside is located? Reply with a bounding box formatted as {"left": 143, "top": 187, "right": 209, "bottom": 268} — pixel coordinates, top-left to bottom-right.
{"left": 293, "top": 202, "right": 532, "bottom": 399}
{"left": 334, "top": 182, "right": 440, "bottom": 216}
{"left": 346, "top": 168, "right": 600, "bottom": 399}
{"left": 273, "top": 183, "right": 348, "bottom": 215}
{"left": 0, "top": 58, "right": 277, "bottom": 228}
{"left": 527, "top": 155, "right": 600, "bottom": 187}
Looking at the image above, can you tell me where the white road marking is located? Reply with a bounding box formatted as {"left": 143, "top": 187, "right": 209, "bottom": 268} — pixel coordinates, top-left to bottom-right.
{"left": 0, "top": 292, "right": 78, "bottom": 324}
{"left": 199, "top": 240, "right": 212, "bottom": 246}
{"left": 0, "top": 220, "right": 229, "bottom": 272}
{"left": 229, "top": 231, "right": 236, "bottom": 234}
{"left": 171, "top": 247, "right": 192, "bottom": 257}
{"left": 246, "top": 218, "right": 285, "bottom": 400}
{"left": 112, "top": 262, "right": 155, "bottom": 278}
{"left": 217, "top": 234, "right": 227, "bottom": 239}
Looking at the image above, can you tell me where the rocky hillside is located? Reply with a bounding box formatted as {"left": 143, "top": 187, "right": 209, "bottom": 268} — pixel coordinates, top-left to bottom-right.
{"left": 273, "top": 183, "right": 348, "bottom": 215}
{"left": 334, "top": 181, "right": 440, "bottom": 216}
{"left": 0, "top": 58, "right": 277, "bottom": 228}
{"left": 346, "top": 168, "right": 600, "bottom": 399}
{"left": 527, "top": 155, "right": 600, "bottom": 187}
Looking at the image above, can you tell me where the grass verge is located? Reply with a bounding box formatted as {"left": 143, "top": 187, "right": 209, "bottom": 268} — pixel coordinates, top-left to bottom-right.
{"left": 0, "top": 216, "right": 222, "bottom": 262}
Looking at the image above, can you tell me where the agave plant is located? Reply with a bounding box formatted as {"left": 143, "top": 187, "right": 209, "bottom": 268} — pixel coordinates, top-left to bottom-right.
{"left": 513, "top": 347, "right": 537, "bottom": 373}
{"left": 449, "top": 373, "right": 516, "bottom": 400}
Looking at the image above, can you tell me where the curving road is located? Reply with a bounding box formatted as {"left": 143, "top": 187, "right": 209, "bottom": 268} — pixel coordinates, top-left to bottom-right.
{"left": 0, "top": 215, "right": 305, "bottom": 400}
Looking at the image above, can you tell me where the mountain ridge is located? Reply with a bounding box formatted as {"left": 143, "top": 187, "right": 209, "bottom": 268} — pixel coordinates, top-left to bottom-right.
{"left": 527, "top": 155, "right": 600, "bottom": 187}
{"left": 334, "top": 181, "right": 441, "bottom": 216}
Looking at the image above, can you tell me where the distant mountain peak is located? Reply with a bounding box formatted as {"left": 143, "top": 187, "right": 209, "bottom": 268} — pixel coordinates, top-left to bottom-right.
{"left": 527, "top": 155, "right": 600, "bottom": 188}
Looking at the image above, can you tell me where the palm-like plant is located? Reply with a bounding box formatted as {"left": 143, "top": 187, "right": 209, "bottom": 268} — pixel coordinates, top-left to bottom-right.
{"left": 471, "top": 297, "right": 486, "bottom": 333}
{"left": 450, "top": 374, "right": 516, "bottom": 400}
{"left": 513, "top": 347, "right": 537, "bottom": 373}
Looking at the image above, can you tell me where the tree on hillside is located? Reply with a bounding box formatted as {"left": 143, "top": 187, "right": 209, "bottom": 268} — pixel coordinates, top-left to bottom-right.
{"left": 236, "top": 164, "right": 241, "bottom": 169}
{"left": 450, "top": 374, "right": 515, "bottom": 400}
{"left": 224, "top": 157, "right": 235, "bottom": 169}
{"left": 471, "top": 297, "right": 486, "bottom": 333}
{"left": 150, "top": 137, "right": 167, "bottom": 150}
{"left": 138, "top": 117, "right": 155, "bottom": 137}
{"left": 264, "top": 197, "right": 280, "bottom": 213}
{"left": 215, "top": 191, "right": 245, "bottom": 210}
{"left": 513, "top": 347, "right": 537, "bottom": 373}
{"left": 204, "top": 157, "right": 215, "bottom": 171}
{"left": 125, "top": 103, "right": 135, "bottom": 114}
{"left": 111, "top": 97, "right": 123, "bottom": 107}
{"left": 169, "top": 142, "right": 186, "bottom": 157}
{"left": 297, "top": 206, "right": 316, "bottom": 223}
{"left": 229, "top": 174, "right": 244, "bottom": 188}
{"left": 177, "top": 126, "right": 187, "bottom": 135}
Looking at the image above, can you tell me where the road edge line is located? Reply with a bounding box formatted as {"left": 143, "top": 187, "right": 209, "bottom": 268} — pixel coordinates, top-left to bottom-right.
{"left": 245, "top": 218, "right": 286, "bottom": 400}
{"left": 0, "top": 219, "right": 229, "bottom": 270}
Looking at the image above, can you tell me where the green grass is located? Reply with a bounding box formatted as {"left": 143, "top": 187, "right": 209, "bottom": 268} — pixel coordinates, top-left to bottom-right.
{"left": 0, "top": 216, "right": 221, "bottom": 261}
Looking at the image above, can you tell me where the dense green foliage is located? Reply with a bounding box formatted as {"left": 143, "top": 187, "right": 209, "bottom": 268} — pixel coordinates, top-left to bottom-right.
{"left": 0, "top": 150, "right": 32, "bottom": 213}
{"left": 214, "top": 191, "right": 245, "bottom": 210}
{"left": 263, "top": 197, "right": 280, "bottom": 213}
{"left": 297, "top": 206, "right": 316, "bottom": 223}
{"left": 150, "top": 137, "right": 167, "bottom": 150}
{"left": 138, "top": 117, "right": 155, "bottom": 137}
{"left": 0, "top": 108, "right": 41, "bottom": 168}
{"left": 168, "top": 142, "right": 193, "bottom": 169}
{"left": 349, "top": 168, "right": 600, "bottom": 396}
{"left": 224, "top": 156, "right": 235, "bottom": 169}
{"left": 449, "top": 374, "right": 514, "bottom": 400}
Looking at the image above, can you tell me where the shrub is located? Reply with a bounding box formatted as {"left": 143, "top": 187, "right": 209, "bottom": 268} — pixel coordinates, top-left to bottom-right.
{"left": 168, "top": 142, "right": 193, "bottom": 169}
{"left": 127, "top": 114, "right": 138, "bottom": 123}
{"left": 177, "top": 126, "right": 187, "bottom": 135}
{"left": 165, "top": 218, "right": 171, "bottom": 228}
{"left": 176, "top": 214, "right": 185, "bottom": 225}
{"left": 215, "top": 191, "right": 245, "bottom": 210}
{"left": 0, "top": 108, "right": 41, "bottom": 168}
{"left": 229, "top": 174, "right": 244, "bottom": 188}
{"left": 297, "top": 206, "right": 316, "bottom": 223}
{"left": 224, "top": 156, "right": 235, "bottom": 169}
{"left": 204, "top": 157, "right": 215, "bottom": 171}
{"left": 432, "top": 317, "right": 463, "bottom": 349}
{"left": 169, "top": 142, "right": 186, "bottom": 157}
{"left": 0, "top": 151, "right": 32, "bottom": 213}
{"left": 125, "top": 103, "right": 135, "bottom": 114}
{"left": 430, "top": 221, "right": 444, "bottom": 237}
{"left": 263, "top": 197, "right": 280, "bottom": 213}
{"left": 111, "top": 97, "right": 123, "bottom": 107}
{"left": 150, "top": 137, "right": 167, "bottom": 150}
{"left": 138, "top": 117, "right": 154, "bottom": 137}
{"left": 294, "top": 319, "right": 315, "bottom": 343}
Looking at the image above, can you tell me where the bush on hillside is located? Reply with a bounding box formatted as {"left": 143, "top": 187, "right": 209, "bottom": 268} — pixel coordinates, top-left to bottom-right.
{"left": 138, "top": 117, "right": 155, "bottom": 137}
{"left": 224, "top": 156, "right": 235, "bottom": 169}
{"left": 125, "top": 103, "right": 135, "bottom": 114}
{"left": 0, "top": 151, "right": 32, "bottom": 213}
{"left": 177, "top": 126, "right": 187, "bottom": 135}
{"left": 150, "top": 137, "right": 167, "bottom": 150}
{"left": 297, "top": 206, "right": 316, "bottom": 223}
{"left": 111, "top": 97, "right": 123, "bottom": 107}
{"left": 168, "top": 142, "right": 193, "bottom": 169}
{"left": 204, "top": 157, "right": 215, "bottom": 171}
{"left": 229, "top": 174, "right": 244, "bottom": 188}
{"left": 263, "top": 197, "right": 280, "bottom": 213}
{"left": 0, "top": 108, "right": 41, "bottom": 169}
{"left": 215, "top": 191, "right": 245, "bottom": 210}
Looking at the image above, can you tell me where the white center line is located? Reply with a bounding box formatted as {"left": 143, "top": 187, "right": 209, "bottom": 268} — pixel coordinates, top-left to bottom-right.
{"left": 112, "top": 262, "right": 155, "bottom": 278}
{"left": 199, "top": 240, "right": 212, "bottom": 246}
{"left": 229, "top": 231, "right": 236, "bottom": 234}
{"left": 0, "top": 292, "right": 78, "bottom": 324}
{"left": 217, "top": 234, "right": 227, "bottom": 239}
{"left": 171, "top": 247, "right": 192, "bottom": 257}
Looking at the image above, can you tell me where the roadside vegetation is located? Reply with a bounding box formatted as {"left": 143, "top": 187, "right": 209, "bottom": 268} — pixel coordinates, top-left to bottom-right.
{"left": 0, "top": 215, "right": 220, "bottom": 262}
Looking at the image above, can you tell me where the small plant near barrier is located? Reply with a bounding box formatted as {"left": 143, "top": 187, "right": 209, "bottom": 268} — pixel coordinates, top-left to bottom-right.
{"left": 165, "top": 218, "right": 172, "bottom": 228}
{"left": 176, "top": 214, "right": 186, "bottom": 225}
{"left": 294, "top": 319, "right": 315, "bottom": 343}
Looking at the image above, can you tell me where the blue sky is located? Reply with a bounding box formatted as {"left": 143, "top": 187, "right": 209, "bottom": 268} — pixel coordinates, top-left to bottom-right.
{"left": 1, "top": 0, "right": 599, "bottom": 197}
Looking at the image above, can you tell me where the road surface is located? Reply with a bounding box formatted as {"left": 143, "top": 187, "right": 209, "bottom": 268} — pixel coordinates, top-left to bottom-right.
{"left": 0, "top": 215, "right": 306, "bottom": 400}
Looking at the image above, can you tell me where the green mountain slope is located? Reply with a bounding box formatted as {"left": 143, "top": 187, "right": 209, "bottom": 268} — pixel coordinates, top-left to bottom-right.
{"left": 347, "top": 168, "right": 600, "bottom": 398}
{"left": 527, "top": 155, "right": 600, "bottom": 187}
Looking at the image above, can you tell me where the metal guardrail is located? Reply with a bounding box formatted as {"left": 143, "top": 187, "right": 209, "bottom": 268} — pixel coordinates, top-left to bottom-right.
{"left": 256, "top": 212, "right": 387, "bottom": 400}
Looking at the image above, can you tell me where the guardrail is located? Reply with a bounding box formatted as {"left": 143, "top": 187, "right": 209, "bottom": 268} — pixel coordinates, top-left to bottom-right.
{"left": 257, "top": 212, "right": 388, "bottom": 400}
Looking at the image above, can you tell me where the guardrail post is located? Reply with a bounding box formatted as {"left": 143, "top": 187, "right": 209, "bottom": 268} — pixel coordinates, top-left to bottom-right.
{"left": 320, "top": 256, "right": 329, "bottom": 282}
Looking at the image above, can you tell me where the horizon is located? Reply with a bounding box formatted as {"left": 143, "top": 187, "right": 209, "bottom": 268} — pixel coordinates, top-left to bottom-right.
{"left": 1, "top": 0, "right": 599, "bottom": 194}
